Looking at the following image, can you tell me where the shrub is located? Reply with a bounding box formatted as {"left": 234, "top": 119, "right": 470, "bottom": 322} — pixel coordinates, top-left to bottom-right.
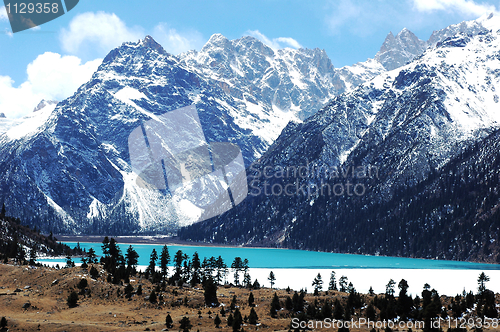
{"left": 67, "top": 291, "right": 79, "bottom": 307}
{"left": 89, "top": 266, "right": 99, "bottom": 279}
{"left": 77, "top": 278, "right": 88, "bottom": 290}
{"left": 0, "top": 317, "right": 7, "bottom": 328}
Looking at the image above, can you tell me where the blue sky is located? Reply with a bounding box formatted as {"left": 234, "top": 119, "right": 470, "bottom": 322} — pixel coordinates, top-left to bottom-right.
{"left": 1, "top": 0, "right": 499, "bottom": 118}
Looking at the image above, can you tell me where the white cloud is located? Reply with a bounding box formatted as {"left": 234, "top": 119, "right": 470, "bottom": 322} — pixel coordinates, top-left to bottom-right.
{"left": 0, "top": 6, "right": 8, "bottom": 21}
{"left": 412, "top": 0, "right": 499, "bottom": 16}
{"left": 152, "top": 23, "right": 205, "bottom": 55}
{"left": 246, "top": 30, "right": 302, "bottom": 49}
{"left": 60, "top": 11, "right": 144, "bottom": 56}
{"left": 324, "top": 0, "right": 409, "bottom": 37}
{"left": 326, "top": 0, "right": 363, "bottom": 35}
{"left": 0, "top": 53, "right": 101, "bottom": 119}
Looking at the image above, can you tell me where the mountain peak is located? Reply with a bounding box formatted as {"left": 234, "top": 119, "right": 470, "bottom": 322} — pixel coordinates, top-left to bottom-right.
{"left": 375, "top": 27, "right": 426, "bottom": 70}
{"left": 33, "top": 99, "right": 58, "bottom": 113}
{"left": 203, "top": 33, "right": 231, "bottom": 49}
{"left": 138, "top": 35, "right": 167, "bottom": 54}
{"left": 397, "top": 27, "right": 413, "bottom": 36}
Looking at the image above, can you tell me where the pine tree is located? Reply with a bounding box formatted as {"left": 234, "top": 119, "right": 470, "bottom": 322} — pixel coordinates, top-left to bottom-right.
{"left": 165, "top": 314, "right": 173, "bottom": 328}
{"left": 243, "top": 272, "right": 251, "bottom": 288}
{"left": 191, "top": 251, "right": 201, "bottom": 286}
{"left": 160, "top": 245, "right": 170, "bottom": 281}
{"left": 203, "top": 276, "right": 219, "bottom": 307}
{"left": 214, "top": 314, "right": 221, "bottom": 328}
{"left": 67, "top": 291, "right": 79, "bottom": 307}
{"left": 397, "top": 279, "right": 412, "bottom": 320}
{"left": 179, "top": 316, "right": 192, "bottom": 332}
{"left": 0, "top": 203, "right": 6, "bottom": 219}
{"left": 77, "top": 278, "right": 88, "bottom": 292}
{"left": 312, "top": 273, "right": 323, "bottom": 295}
{"left": 174, "top": 250, "right": 184, "bottom": 281}
{"left": 148, "top": 249, "right": 158, "bottom": 276}
{"left": 227, "top": 313, "right": 234, "bottom": 326}
{"left": 270, "top": 301, "right": 278, "bottom": 318}
{"left": 125, "top": 246, "right": 139, "bottom": 273}
{"left": 328, "top": 271, "right": 337, "bottom": 291}
{"left": 268, "top": 271, "right": 276, "bottom": 289}
{"left": 333, "top": 299, "right": 344, "bottom": 320}
{"left": 80, "top": 257, "right": 88, "bottom": 269}
{"left": 366, "top": 303, "right": 376, "bottom": 320}
{"left": 89, "top": 266, "right": 99, "bottom": 279}
{"left": 29, "top": 247, "right": 37, "bottom": 266}
{"left": 124, "top": 283, "right": 134, "bottom": 298}
{"left": 478, "top": 272, "right": 490, "bottom": 295}
{"left": 339, "top": 276, "right": 348, "bottom": 292}
{"left": 87, "top": 248, "right": 97, "bottom": 264}
{"left": 149, "top": 290, "right": 157, "bottom": 303}
{"left": 248, "top": 292, "right": 255, "bottom": 307}
{"left": 230, "top": 294, "right": 237, "bottom": 311}
{"left": 65, "top": 255, "right": 74, "bottom": 268}
{"left": 0, "top": 317, "right": 6, "bottom": 329}
{"left": 231, "top": 257, "right": 243, "bottom": 286}
{"left": 215, "top": 256, "right": 227, "bottom": 285}
{"left": 101, "top": 236, "right": 110, "bottom": 257}
{"left": 285, "top": 296, "right": 293, "bottom": 310}
{"left": 232, "top": 308, "right": 242, "bottom": 332}
{"left": 252, "top": 279, "right": 260, "bottom": 289}
{"left": 386, "top": 279, "right": 396, "bottom": 297}
{"left": 270, "top": 291, "right": 281, "bottom": 318}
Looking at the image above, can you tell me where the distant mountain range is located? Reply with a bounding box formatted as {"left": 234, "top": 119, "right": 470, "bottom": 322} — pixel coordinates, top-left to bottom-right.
{"left": 179, "top": 14, "right": 500, "bottom": 263}
{"left": 1, "top": 13, "right": 500, "bottom": 264}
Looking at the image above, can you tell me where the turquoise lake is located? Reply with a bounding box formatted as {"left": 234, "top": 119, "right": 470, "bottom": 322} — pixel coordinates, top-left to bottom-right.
{"left": 38, "top": 242, "right": 500, "bottom": 270}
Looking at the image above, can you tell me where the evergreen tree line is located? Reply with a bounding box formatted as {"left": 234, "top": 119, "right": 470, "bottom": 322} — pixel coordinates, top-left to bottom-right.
{"left": 179, "top": 126, "right": 500, "bottom": 263}
{"left": 77, "top": 237, "right": 262, "bottom": 308}
{"left": 285, "top": 271, "right": 498, "bottom": 332}
{"left": 0, "top": 203, "right": 83, "bottom": 265}
{"left": 88, "top": 237, "right": 257, "bottom": 287}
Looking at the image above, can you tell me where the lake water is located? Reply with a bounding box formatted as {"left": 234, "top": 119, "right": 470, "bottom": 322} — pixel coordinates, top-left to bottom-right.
{"left": 38, "top": 242, "right": 500, "bottom": 296}
{"left": 38, "top": 241, "right": 500, "bottom": 270}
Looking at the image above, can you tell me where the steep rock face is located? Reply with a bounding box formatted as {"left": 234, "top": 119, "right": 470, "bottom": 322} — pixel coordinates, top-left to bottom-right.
{"left": 180, "top": 34, "right": 346, "bottom": 126}
{"left": 375, "top": 28, "right": 428, "bottom": 70}
{"left": 179, "top": 20, "right": 500, "bottom": 262}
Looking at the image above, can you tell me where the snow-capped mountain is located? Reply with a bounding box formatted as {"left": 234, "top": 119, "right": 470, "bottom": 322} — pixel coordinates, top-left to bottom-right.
{"left": 0, "top": 34, "right": 351, "bottom": 234}
{"left": 179, "top": 15, "right": 500, "bottom": 262}
{"left": 0, "top": 36, "right": 274, "bottom": 233}
{"left": 375, "top": 28, "right": 427, "bottom": 70}
{"left": 2, "top": 13, "right": 499, "bottom": 237}
{"left": 179, "top": 34, "right": 346, "bottom": 128}
{"left": 338, "top": 13, "right": 499, "bottom": 88}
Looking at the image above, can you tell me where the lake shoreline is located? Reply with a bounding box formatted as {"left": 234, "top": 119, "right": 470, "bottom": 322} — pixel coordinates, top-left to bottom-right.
{"left": 54, "top": 234, "right": 245, "bottom": 247}
{"left": 55, "top": 235, "right": 500, "bottom": 266}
